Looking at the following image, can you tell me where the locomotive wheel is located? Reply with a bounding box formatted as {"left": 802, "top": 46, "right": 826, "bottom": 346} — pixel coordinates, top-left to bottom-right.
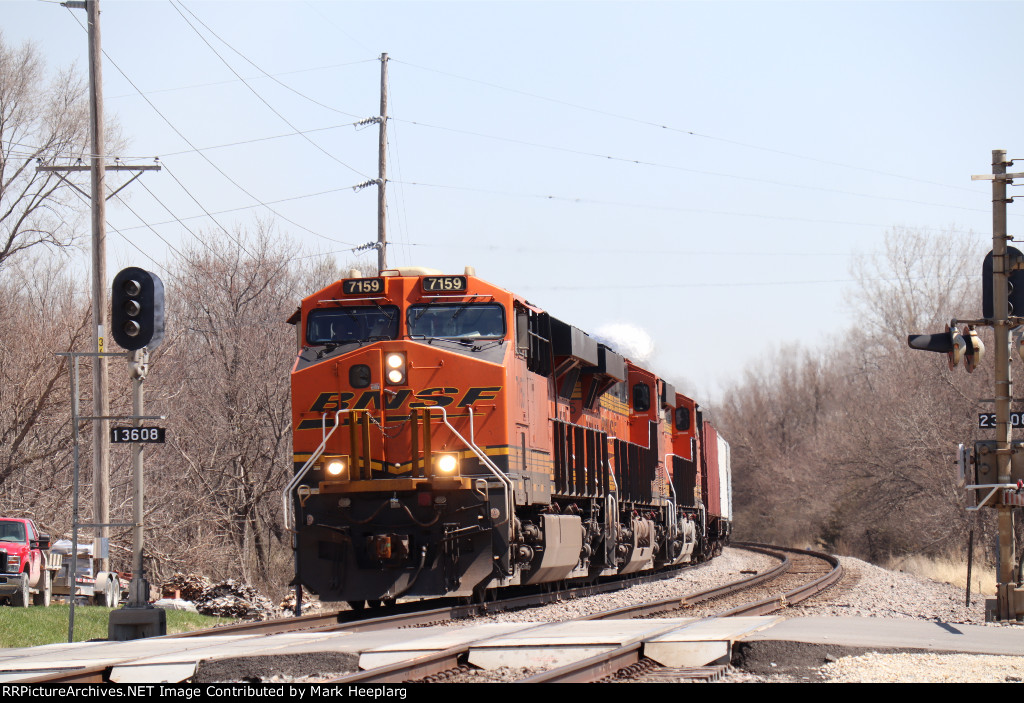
{"left": 366, "top": 599, "right": 383, "bottom": 608}
{"left": 347, "top": 600, "right": 366, "bottom": 611}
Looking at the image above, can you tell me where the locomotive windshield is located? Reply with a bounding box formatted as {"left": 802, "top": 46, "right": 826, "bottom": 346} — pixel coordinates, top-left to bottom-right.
{"left": 407, "top": 303, "right": 505, "bottom": 340}
{"left": 307, "top": 306, "right": 399, "bottom": 345}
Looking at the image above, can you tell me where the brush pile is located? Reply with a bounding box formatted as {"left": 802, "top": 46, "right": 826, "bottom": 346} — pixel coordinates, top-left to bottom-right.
{"left": 278, "top": 590, "right": 326, "bottom": 614}
{"left": 161, "top": 573, "right": 280, "bottom": 620}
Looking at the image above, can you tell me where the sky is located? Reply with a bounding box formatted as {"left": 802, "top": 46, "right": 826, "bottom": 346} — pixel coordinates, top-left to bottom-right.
{"left": 4, "top": 0, "right": 1021, "bottom": 402}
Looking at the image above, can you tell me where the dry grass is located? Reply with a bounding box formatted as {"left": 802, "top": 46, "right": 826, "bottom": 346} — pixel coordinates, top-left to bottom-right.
{"left": 883, "top": 554, "right": 997, "bottom": 596}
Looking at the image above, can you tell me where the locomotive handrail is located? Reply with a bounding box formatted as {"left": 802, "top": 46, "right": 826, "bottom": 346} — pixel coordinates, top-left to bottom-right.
{"left": 423, "top": 405, "right": 516, "bottom": 540}
{"left": 281, "top": 409, "right": 347, "bottom": 532}
{"left": 662, "top": 452, "right": 679, "bottom": 539}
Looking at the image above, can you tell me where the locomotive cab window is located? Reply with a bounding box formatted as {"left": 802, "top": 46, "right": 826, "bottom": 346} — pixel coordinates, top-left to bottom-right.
{"left": 515, "top": 306, "right": 529, "bottom": 356}
{"left": 407, "top": 303, "right": 506, "bottom": 340}
{"left": 307, "top": 306, "right": 399, "bottom": 345}
{"left": 632, "top": 382, "right": 651, "bottom": 412}
{"left": 675, "top": 407, "right": 691, "bottom": 431}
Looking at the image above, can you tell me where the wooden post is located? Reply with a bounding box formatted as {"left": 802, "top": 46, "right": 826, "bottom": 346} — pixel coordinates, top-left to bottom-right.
{"left": 87, "top": 0, "right": 111, "bottom": 573}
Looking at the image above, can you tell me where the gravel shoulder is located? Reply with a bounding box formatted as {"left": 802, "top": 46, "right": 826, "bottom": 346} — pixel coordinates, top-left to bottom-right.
{"left": 460, "top": 547, "right": 1024, "bottom": 682}
{"left": 417, "top": 547, "right": 1024, "bottom": 682}
{"left": 720, "top": 551, "right": 1024, "bottom": 683}
{"left": 467, "top": 547, "right": 781, "bottom": 625}
{"left": 204, "top": 547, "right": 1024, "bottom": 683}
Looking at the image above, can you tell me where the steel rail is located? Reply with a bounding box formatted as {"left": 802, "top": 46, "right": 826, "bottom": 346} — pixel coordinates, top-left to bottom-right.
{"left": 574, "top": 543, "right": 791, "bottom": 620}
{"left": 716, "top": 543, "right": 843, "bottom": 617}
{"left": 511, "top": 544, "right": 842, "bottom": 683}
{"left": 325, "top": 544, "right": 794, "bottom": 684}
{"left": 164, "top": 557, "right": 713, "bottom": 639}
{"left": 515, "top": 643, "right": 643, "bottom": 684}
{"left": 167, "top": 607, "right": 351, "bottom": 637}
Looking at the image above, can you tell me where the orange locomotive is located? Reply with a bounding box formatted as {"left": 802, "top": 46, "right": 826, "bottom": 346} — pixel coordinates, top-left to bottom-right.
{"left": 285, "top": 267, "right": 731, "bottom": 605}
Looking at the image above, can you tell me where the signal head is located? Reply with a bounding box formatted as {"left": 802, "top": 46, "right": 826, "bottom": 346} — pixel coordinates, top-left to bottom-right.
{"left": 111, "top": 267, "right": 165, "bottom": 351}
{"left": 908, "top": 332, "right": 956, "bottom": 353}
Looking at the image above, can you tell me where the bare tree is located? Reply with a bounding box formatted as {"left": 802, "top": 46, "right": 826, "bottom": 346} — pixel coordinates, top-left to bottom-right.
{"left": 0, "top": 254, "right": 90, "bottom": 519}
{"left": 847, "top": 226, "right": 982, "bottom": 346}
{"left": 0, "top": 34, "right": 93, "bottom": 269}
{"left": 720, "top": 224, "right": 994, "bottom": 563}
{"left": 145, "top": 224, "right": 301, "bottom": 589}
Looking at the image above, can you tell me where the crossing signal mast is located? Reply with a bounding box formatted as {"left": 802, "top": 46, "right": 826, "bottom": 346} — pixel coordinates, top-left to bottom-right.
{"left": 908, "top": 149, "right": 1024, "bottom": 622}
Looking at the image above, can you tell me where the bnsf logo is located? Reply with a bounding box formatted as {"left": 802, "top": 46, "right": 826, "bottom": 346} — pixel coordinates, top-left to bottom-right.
{"left": 308, "top": 386, "right": 501, "bottom": 413}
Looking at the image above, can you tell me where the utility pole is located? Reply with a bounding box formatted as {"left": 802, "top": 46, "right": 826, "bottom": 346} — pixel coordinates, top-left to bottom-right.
{"left": 910, "top": 149, "right": 1024, "bottom": 621}
{"left": 87, "top": 0, "right": 111, "bottom": 573}
{"left": 84, "top": 0, "right": 110, "bottom": 573}
{"left": 377, "top": 52, "right": 388, "bottom": 274}
{"left": 990, "top": 149, "right": 1018, "bottom": 621}
{"left": 52, "top": 1, "right": 160, "bottom": 573}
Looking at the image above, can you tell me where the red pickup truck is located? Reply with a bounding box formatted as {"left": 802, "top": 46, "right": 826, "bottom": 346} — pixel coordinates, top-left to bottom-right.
{"left": 0, "top": 518, "right": 57, "bottom": 607}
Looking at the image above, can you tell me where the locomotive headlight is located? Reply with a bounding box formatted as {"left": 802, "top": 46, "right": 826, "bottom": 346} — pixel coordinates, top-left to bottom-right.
{"left": 322, "top": 455, "right": 349, "bottom": 478}
{"left": 385, "top": 353, "right": 407, "bottom": 385}
{"left": 434, "top": 453, "right": 459, "bottom": 476}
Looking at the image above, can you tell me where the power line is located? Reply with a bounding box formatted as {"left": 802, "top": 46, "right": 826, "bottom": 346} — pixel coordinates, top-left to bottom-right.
{"left": 62, "top": 181, "right": 172, "bottom": 277}
{"left": 523, "top": 274, "right": 980, "bottom": 291}
{"left": 149, "top": 121, "right": 367, "bottom": 158}
{"left": 392, "top": 58, "right": 979, "bottom": 196}
{"left": 393, "top": 118, "right": 990, "bottom": 215}
{"left": 111, "top": 170, "right": 367, "bottom": 244}
{"left": 64, "top": 6, "right": 356, "bottom": 250}
{"left": 109, "top": 189, "right": 187, "bottom": 263}
{"left": 105, "top": 58, "right": 375, "bottom": 102}
{"left": 172, "top": 1, "right": 369, "bottom": 178}
{"left": 395, "top": 180, "right": 889, "bottom": 229}
{"left": 133, "top": 171, "right": 246, "bottom": 268}
{"left": 302, "top": 1, "right": 375, "bottom": 54}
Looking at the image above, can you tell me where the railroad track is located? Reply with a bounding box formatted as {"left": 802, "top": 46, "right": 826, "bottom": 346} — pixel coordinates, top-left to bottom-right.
{"left": 12, "top": 544, "right": 839, "bottom": 684}
{"left": 329, "top": 543, "right": 841, "bottom": 684}
{"left": 165, "top": 554, "right": 720, "bottom": 638}
{"left": 516, "top": 543, "right": 842, "bottom": 684}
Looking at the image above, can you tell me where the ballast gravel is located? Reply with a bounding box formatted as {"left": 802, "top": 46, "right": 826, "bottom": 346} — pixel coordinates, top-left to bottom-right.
{"left": 465, "top": 547, "right": 781, "bottom": 625}
{"left": 212, "top": 548, "right": 1024, "bottom": 683}
{"left": 445, "top": 548, "right": 1024, "bottom": 683}
{"left": 720, "top": 552, "right": 1024, "bottom": 683}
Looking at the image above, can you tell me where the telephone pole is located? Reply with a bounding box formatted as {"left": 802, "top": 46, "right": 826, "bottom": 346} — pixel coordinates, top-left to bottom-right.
{"left": 990, "top": 149, "right": 1018, "bottom": 621}
{"left": 910, "top": 150, "right": 1024, "bottom": 621}
{"left": 377, "top": 52, "right": 388, "bottom": 274}
{"left": 84, "top": 0, "right": 110, "bottom": 572}
{"left": 53, "top": 0, "right": 159, "bottom": 572}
